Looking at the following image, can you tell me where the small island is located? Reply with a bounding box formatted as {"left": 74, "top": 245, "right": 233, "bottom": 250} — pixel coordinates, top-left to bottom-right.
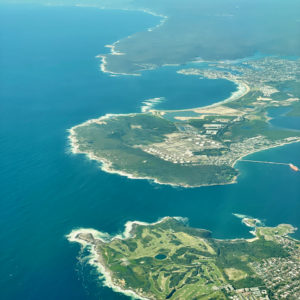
{"left": 69, "top": 56, "right": 300, "bottom": 187}
{"left": 68, "top": 216, "right": 300, "bottom": 300}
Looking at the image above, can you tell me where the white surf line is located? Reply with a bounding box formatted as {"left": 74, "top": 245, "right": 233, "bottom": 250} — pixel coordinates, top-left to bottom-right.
{"left": 94, "top": 8, "right": 168, "bottom": 76}
{"left": 141, "top": 97, "right": 166, "bottom": 113}
{"left": 66, "top": 217, "right": 185, "bottom": 300}
{"left": 104, "top": 42, "right": 125, "bottom": 56}
{"left": 144, "top": 9, "right": 168, "bottom": 32}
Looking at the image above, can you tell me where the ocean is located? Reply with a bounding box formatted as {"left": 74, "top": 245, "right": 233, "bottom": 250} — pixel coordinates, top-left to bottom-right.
{"left": 0, "top": 4, "right": 299, "bottom": 300}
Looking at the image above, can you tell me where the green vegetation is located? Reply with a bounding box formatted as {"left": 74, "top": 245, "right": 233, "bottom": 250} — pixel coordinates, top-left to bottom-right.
{"left": 74, "top": 114, "right": 238, "bottom": 187}
{"left": 213, "top": 238, "right": 289, "bottom": 287}
{"left": 256, "top": 224, "right": 296, "bottom": 241}
{"left": 224, "top": 118, "right": 300, "bottom": 142}
{"left": 71, "top": 57, "right": 300, "bottom": 187}
{"left": 71, "top": 217, "right": 300, "bottom": 300}
{"left": 54, "top": 0, "right": 300, "bottom": 75}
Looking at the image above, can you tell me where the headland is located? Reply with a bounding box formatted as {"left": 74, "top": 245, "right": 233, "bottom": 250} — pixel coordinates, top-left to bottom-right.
{"left": 67, "top": 215, "right": 299, "bottom": 300}
{"left": 69, "top": 56, "right": 300, "bottom": 187}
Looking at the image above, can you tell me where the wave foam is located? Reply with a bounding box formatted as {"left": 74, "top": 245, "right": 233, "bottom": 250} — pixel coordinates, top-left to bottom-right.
{"left": 141, "top": 97, "right": 165, "bottom": 112}
{"left": 67, "top": 216, "right": 183, "bottom": 300}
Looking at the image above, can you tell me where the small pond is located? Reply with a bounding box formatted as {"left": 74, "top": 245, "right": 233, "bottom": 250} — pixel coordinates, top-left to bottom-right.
{"left": 155, "top": 254, "right": 167, "bottom": 260}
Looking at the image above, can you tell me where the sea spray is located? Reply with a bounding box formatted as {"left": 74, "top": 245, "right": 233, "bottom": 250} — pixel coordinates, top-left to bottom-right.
{"left": 66, "top": 217, "right": 183, "bottom": 300}
{"left": 141, "top": 97, "right": 166, "bottom": 112}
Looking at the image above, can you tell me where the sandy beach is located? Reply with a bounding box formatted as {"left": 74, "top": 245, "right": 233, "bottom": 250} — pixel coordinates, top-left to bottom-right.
{"left": 67, "top": 57, "right": 300, "bottom": 189}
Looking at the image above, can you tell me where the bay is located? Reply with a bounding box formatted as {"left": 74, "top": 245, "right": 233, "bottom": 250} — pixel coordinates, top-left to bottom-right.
{"left": 0, "top": 4, "right": 299, "bottom": 300}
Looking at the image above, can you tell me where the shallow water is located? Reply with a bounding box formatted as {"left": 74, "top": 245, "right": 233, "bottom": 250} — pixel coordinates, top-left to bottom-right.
{"left": 268, "top": 107, "right": 300, "bottom": 131}
{"left": 0, "top": 4, "right": 299, "bottom": 300}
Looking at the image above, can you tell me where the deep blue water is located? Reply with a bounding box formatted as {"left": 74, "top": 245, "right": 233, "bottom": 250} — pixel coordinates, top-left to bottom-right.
{"left": 0, "top": 4, "right": 300, "bottom": 300}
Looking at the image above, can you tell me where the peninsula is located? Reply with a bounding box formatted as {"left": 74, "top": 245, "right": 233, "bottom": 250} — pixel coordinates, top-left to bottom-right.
{"left": 42, "top": 0, "right": 300, "bottom": 75}
{"left": 68, "top": 216, "right": 300, "bottom": 300}
{"left": 69, "top": 56, "right": 300, "bottom": 187}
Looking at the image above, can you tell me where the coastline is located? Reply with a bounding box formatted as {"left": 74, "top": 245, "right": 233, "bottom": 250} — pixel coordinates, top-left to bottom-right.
{"left": 68, "top": 230, "right": 150, "bottom": 300}
{"left": 232, "top": 138, "right": 300, "bottom": 168}
{"left": 210, "top": 80, "right": 250, "bottom": 108}
{"left": 67, "top": 74, "right": 250, "bottom": 188}
{"left": 197, "top": 79, "right": 250, "bottom": 110}
{"left": 69, "top": 120, "right": 239, "bottom": 188}
{"left": 93, "top": 7, "right": 168, "bottom": 76}
{"left": 67, "top": 217, "right": 177, "bottom": 300}
{"left": 42, "top": 1, "right": 168, "bottom": 76}
{"left": 141, "top": 97, "right": 166, "bottom": 113}
{"left": 69, "top": 130, "right": 223, "bottom": 189}
{"left": 96, "top": 54, "right": 141, "bottom": 77}
{"left": 69, "top": 114, "right": 300, "bottom": 188}
{"left": 67, "top": 215, "right": 297, "bottom": 299}
{"left": 67, "top": 35, "right": 299, "bottom": 189}
{"left": 217, "top": 214, "right": 261, "bottom": 243}
{"left": 157, "top": 79, "right": 250, "bottom": 114}
{"left": 68, "top": 111, "right": 300, "bottom": 189}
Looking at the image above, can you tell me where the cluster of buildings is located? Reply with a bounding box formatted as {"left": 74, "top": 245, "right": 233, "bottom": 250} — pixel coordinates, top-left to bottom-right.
{"left": 140, "top": 126, "right": 225, "bottom": 165}
{"left": 230, "top": 287, "right": 269, "bottom": 300}
{"left": 179, "top": 57, "right": 300, "bottom": 101}
{"left": 218, "top": 284, "right": 269, "bottom": 300}
{"left": 140, "top": 116, "right": 300, "bottom": 168}
{"left": 203, "top": 123, "right": 224, "bottom": 135}
{"left": 251, "top": 257, "right": 300, "bottom": 299}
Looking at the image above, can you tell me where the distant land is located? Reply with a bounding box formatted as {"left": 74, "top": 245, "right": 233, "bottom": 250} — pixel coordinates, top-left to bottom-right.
{"left": 69, "top": 56, "right": 300, "bottom": 187}
{"left": 68, "top": 215, "right": 300, "bottom": 300}
{"left": 6, "top": 0, "right": 300, "bottom": 75}
{"left": 1, "top": 2, "right": 300, "bottom": 300}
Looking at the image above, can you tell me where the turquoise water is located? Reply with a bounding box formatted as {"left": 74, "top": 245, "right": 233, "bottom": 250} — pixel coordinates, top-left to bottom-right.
{"left": 0, "top": 4, "right": 300, "bottom": 300}
{"left": 268, "top": 107, "right": 300, "bottom": 131}
{"left": 133, "top": 67, "right": 235, "bottom": 110}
